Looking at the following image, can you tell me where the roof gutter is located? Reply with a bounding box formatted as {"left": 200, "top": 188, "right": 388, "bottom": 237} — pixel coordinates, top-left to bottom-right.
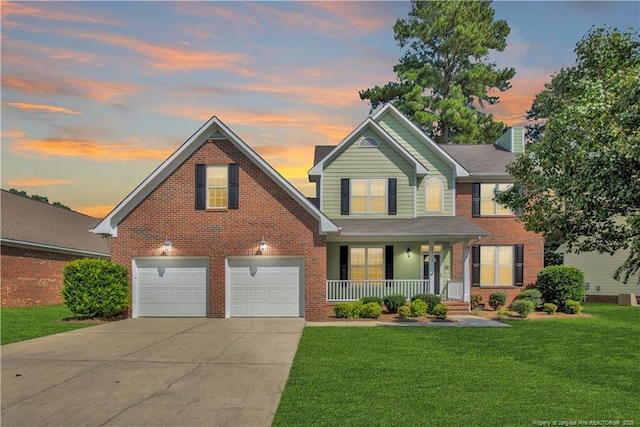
{"left": 0, "top": 238, "right": 110, "bottom": 258}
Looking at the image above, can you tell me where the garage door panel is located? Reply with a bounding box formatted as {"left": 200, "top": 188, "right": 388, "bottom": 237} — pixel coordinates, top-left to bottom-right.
{"left": 227, "top": 257, "right": 302, "bottom": 317}
{"left": 135, "top": 258, "right": 208, "bottom": 317}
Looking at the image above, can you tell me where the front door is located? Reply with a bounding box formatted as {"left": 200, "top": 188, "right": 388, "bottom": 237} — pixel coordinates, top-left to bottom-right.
{"left": 423, "top": 254, "right": 441, "bottom": 295}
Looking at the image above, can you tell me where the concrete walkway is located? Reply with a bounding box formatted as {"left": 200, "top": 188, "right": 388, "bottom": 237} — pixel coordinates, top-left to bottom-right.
{"left": 307, "top": 315, "right": 510, "bottom": 327}
{"left": 1, "top": 318, "right": 305, "bottom": 427}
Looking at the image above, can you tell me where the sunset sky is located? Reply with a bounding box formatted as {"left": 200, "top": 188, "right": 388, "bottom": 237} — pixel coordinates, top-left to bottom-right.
{"left": 2, "top": 1, "right": 638, "bottom": 219}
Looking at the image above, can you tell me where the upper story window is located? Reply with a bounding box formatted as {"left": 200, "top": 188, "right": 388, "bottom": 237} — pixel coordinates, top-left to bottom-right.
{"left": 351, "top": 179, "right": 387, "bottom": 214}
{"left": 195, "top": 164, "right": 239, "bottom": 210}
{"left": 425, "top": 178, "right": 443, "bottom": 212}
{"left": 358, "top": 137, "right": 378, "bottom": 147}
{"left": 473, "top": 183, "right": 513, "bottom": 216}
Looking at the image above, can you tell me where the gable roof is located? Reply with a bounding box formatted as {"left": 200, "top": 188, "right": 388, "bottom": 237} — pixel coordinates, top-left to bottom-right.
{"left": 0, "top": 190, "right": 110, "bottom": 257}
{"left": 439, "top": 144, "right": 514, "bottom": 177}
{"left": 91, "top": 117, "right": 339, "bottom": 237}
{"left": 371, "top": 103, "right": 469, "bottom": 178}
{"left": 308, "top": 117, "right": 428, "bottom": 178}
{"left": 313, "top": 145, "right": 335, "bottom": 166}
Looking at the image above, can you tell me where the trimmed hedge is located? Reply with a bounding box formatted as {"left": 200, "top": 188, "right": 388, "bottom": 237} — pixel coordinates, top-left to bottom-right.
{"left": 383, "top": 294, "right": 407, "bottom": 313}
{"left": 409, "top": 299, "right": 428, "bottom": 317}
{"left": 514, "top": 289, "right": 543, "bottom": 309}
{"left": 411, "top": 293, "right": 441, "bottom": 314}
{"left": 536, "top": 265, "right": 585, "bottom": 311}
{"left": 489, "top": 292, "right": 507, "bottom": 311}
{"left": 360, "top": 296, "right": 384, "bottom": 307}
{"left": 432, "top": 303, "right": 449, "bottom": 319}
{"left": 511, "top": 299, "right": 535, "bottom": 318}
{"left": 62, "top": 258, "right": 129, "bottom": 318}
{"left": 565, "top": 299, "right": 584, "bottom": 314}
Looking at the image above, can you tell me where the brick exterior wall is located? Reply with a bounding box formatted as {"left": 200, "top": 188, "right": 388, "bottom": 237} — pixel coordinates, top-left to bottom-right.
{"left": 110, "top": 138, "right": 327, "bottom": 319}
{"left": 1, "top": 245, "right": 86, "bottom": 307}
{"left": 451, "top": 182, "right": 545, "bottom": 307}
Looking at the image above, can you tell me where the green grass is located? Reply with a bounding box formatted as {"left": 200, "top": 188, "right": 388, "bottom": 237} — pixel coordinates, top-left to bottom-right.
{"left": 1, "top": 305, "right": 97, "bottom": 345}
{"left": 274, "top": 304, "right": 640, "bottom": 426}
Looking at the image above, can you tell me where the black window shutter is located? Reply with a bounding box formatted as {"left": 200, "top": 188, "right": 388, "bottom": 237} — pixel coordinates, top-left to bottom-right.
{"left": 340, "top": 179, "right": 350, "bottom": 215}
{"left": 339, "top": 246, "right": 348, "bottom": 280}
{"left": 514, "top": 244, "right": 524, "bottom": 286}
{"left": 228, "top": 164, "right": 239, "bottom": 210}
{"left": 472, "top": 245, "right": 480, "bottom": 287}
{"left": 472, "top": 183, "right": 481, "bottom": 217}
{"left": 385, "top": 245, "right": 394, "bottom": 280}
{"left": 388, "top": 178, "right": 397, "bottom": 215}
{"left": 195, "top": 164, "right": 206, "bottom": 210}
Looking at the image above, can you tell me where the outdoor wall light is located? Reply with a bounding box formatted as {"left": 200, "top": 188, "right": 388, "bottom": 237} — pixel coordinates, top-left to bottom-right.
{"left": 259, "top": 239, "right": 267, "bottom": 254}
{"left": 406, "top": 247, "right": 411, "bottom": 257}
{"left": 163, "top": 239, "right": 172, "bottom": 255}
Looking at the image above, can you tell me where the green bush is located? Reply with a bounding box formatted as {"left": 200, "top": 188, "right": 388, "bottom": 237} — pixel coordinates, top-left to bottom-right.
{"left": 334, "top": 302, "right": 352, "bottom": 318}
{"left": 383, "top": 294, "right": 407, "bottom": 313}
{"left": 471, "top": 294, "right": 483, "bottom": 310}
{"left": 62, "top": 258, "right": 129, "bottom": 318}
{"left": 398, "top": 305, "right": 411, "bottom": 319}
{"left": 511, "top": 299, "right": 535, "bottom": 318}
{"left": 496, "top": 309, "right": 513, "bottom": 317}
{"left": 514, "top": 289, "right": 543, "bottom": 309}
{"left": 564, "top": 299, "right": 583, "bottom": 314}
{"left": 360, "top": 296, "right": 383, "bottom": 307}
{"left": 411, "top": 293, "right": 441, "bottom": 314}
{"left": 360, "top": 302, "right": 382, "bottom": 319}
{"left": 489, "top": 292, "right": 507, "bottom": 311}
{"left": 543, "top": 303, "right": 558, "bottom": 315}
{"left": 536, "top": 265, "right": 585, "bottom": 311}
{"left": 432, "top": 303, "right": 449, "bottom": 319}
{"left": 409, "top": 299, "right": 428, "bottom": 317}
{"left": 349, "top": 301, "right": 364, "bottom": 318}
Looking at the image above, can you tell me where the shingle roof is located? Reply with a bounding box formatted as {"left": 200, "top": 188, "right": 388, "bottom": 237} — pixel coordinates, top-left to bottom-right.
{"left": 313, "top": 145, "right": 335, "bottom": 166}
{"left": 1, "top": 190, "right": 111, "bottom": 256}
{"left": 439, "top": 144, "right": 515, "bottom": 175}
{"left": 333, "top": 216, "right": 488, "bottom": 242}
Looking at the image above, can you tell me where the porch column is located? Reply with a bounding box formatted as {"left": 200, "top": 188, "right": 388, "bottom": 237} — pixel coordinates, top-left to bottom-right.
{"left": 463, "top": 242, "right": 471, "bottom": 303}
{"left": 428, "top": 241, "right": 435, "bottom": 295}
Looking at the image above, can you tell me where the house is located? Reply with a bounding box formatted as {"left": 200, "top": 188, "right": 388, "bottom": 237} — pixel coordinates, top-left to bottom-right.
{"left": 1, "top": 189, "right": 111, "bottom": 307}
{"left": 91, "top": 103, "right": 543, "bottom": 319}
{"left": 558, "top": 246, "right": 640, "bottom": 302}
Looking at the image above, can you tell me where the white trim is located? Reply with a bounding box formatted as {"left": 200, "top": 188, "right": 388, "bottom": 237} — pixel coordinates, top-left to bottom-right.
{"left": 92, "top": 117, "right": 338, "bottom": 236}
{"left": 0, "top": 238, "right": 109, "bottom": 258}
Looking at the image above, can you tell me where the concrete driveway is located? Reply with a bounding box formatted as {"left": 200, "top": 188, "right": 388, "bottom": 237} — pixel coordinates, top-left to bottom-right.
{"left": 1, "top": 318, "right": 305, "bottom": 427}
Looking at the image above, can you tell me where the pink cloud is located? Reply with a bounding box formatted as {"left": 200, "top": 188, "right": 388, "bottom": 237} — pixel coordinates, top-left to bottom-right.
{"left": 7, "top": 177, "right": 74, "bottom": 187}
{"left": 75, "top": 205, "right": 113, "bottom": 219}
{"left": 6, "top": 102, "right": 82, "bottom": 115}
{"left": 11, "top": 138, "right": 173, "bottom": 161}
{"left": 0, "top": 128, "right": 26, "bottom": 138}
{"left": 1, "top": 1, "right": 118, "bottom": 25}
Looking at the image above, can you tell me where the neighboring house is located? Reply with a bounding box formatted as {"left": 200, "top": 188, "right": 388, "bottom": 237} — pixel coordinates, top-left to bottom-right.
{"left": 559, "top": 246, "right": 640, "bottom": 302}
{"left": 1, "top": 190, "right": 111, "bottom": 307}
{"left": 92, "top": 104, "right": 543, "bottom": 319}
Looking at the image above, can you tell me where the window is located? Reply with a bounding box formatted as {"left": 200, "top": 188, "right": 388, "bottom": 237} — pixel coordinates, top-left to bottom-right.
{"left": 472, "top": 245, "right": 524, "bottom": 287}
{"left": 358, "top": 137, "right": 378, "bottom": 147}
{"left": 425, "top": 179, "right": 443, "bottom": 212}
{"left": 350, "top": 247, "right": 384, "bottom": 281}
{"left": 207, "top": 165, "right": 228, "bottom": 208}
{"left": 195, "top": 164, "right": 238, "bottom": 210}
{"left": 351, "top": 179, "right": 386, "bottom": 214}
{"left": 475, "top": 183, "right": 513, "bottom": 216}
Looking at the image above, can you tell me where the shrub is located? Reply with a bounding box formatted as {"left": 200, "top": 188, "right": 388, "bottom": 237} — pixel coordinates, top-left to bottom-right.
{"left": 62, "top": 258, "right": 129, "bottom": 318}
{"left": 514, "top": 289, "right": 543, "bottom": 309}
{"left": 409, "top": 299, "right": 428, "bottom": 317}
{"left": 360, "top": 302, "right": 382, "bottom": 319}
{"left": 536, "top": 265, "right": 585, "bottom": 311}
{"left": 496, "top": 309, "right": 513, "bottom": 317}
{"left": 334, "top": 302, "right": 352, "bottom": 318}
{"left": 383, "top": 294, "right": 407, "bottom": 313}
{"left": 488, "top": 292, "right": 507, "bottom": 311}
{"left": 348, "top": 301, "right": 364, "bottom": 318}
{"left": 432, "top": 303, "right": 449, "bottom": 319}
{"left": 564, "top": 299, "right": 583, "bottom": 314}
{"left": 360, "top": 296, "right": 383, "bottom": 307}
{"left": 411, "top": 293, "right": 441, "bottom": 314}
{"left": 543, "top": 303, "right": 558, "bottom": 315}
{"left": 398, "top": 305, "right": 411, "bottom": 319}
{"left": 511, "top": 299, "right": 535, "bottom": 318}
{"left": 471, "top": 294, "right": 483, "bottom": 310}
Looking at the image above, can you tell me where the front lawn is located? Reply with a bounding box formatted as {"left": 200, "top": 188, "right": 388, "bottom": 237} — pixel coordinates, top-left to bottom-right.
{"left": 274, "top": 304, "right": 640, "bottom": 426}
{"left": 1, "top": 305, "right": 97, "bottom": 345}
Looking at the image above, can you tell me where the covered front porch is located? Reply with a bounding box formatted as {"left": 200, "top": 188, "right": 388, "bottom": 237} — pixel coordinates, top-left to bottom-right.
{"left": 326, "top": 217, "right": 488, "bottom": 304}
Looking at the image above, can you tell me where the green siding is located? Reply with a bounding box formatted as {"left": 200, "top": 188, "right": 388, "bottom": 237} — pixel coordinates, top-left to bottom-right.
{"left": 322, "top": 128, "right": 415, "bottom": 218}
{"left": 376, "top": 113, "right": 454, "bottom": 216}
{"left": 512, "top": 127, "right": 524, "bottom": 154}
{"left": 495, "top": 128, "right": 512, "bottom": 152}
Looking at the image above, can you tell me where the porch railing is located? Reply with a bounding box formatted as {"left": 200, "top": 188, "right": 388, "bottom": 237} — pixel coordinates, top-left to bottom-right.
{"left": 327, "top": 280, "right": 429, "bottom": 302}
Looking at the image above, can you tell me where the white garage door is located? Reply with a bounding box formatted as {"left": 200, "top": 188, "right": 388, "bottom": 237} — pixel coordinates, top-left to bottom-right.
{"left": 134, "top": 258, "right": 208, "bottom": 317}
{"left": 227, "top": 257, "right": 303, "bottom": 317}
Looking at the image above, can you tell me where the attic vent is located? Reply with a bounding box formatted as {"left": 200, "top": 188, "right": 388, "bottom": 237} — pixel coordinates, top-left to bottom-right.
{"left": 358, "top": 137, "right": 378, "bottom": 147}
{"left": 208, "top": 131, "right": 226, "bottom": 141}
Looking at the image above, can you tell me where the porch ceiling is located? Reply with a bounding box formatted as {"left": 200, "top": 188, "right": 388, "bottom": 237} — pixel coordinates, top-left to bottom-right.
{"left": 330, "top": 217, "right": 489, "bottom": 243}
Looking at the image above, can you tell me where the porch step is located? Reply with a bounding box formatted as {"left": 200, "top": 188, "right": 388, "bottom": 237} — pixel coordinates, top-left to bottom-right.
{"left": 444, "top": 300, "right": 470, "bottom": 313}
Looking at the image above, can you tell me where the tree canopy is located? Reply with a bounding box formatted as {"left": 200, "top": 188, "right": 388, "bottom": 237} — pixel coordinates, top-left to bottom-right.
{"left": 8, "top": 188, "right": 71, "bottom": 210}
{"left": 496, "top": 27, "right": 640, "bottom": 283}
{"left": 359, "top": 0, "right": 515, "bottom": 144}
